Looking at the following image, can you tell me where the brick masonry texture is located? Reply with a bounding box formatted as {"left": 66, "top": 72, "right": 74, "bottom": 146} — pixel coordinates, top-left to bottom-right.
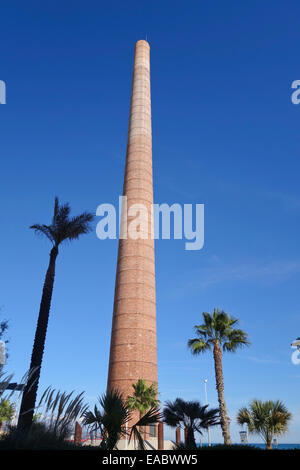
{"left": 107, "top": 40, "right": 158, "bottom": 421}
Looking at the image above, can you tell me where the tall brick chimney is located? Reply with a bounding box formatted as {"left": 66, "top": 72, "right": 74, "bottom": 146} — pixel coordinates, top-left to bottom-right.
{"left": 107, "top": 40, "right": 157, "bottom": 418}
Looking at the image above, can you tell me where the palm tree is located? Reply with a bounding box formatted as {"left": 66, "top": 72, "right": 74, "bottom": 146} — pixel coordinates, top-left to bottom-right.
{"left": 188, "top": 308, "right": 250, "bottom": 445}
{"left": 83, "top": 390, "right": 161, "bottom": 450}
{"left": 237, "top": 399, "right": 292, "bottom": 450}
{"left": 126, "top": 378, "right": 159, "bottom": 439}
{"left": 18, "top": 197, "right": 94, "bottom": 434}
{"left": 163, "top": 398, "right": 220, "bottom": 448}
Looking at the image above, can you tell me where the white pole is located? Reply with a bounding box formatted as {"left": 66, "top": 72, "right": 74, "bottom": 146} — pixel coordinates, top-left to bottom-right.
{"left": 12, "top": 389, "right": 23, "bottom": 427}
{"left": 204, "top": 379, "right": 211, "bottom": 447}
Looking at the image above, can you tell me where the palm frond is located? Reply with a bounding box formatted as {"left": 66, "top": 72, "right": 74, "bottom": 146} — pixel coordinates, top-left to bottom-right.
{"left": 190, "top": 309, "right": 250, "bottom": 354}
{"left": 129, "top": 425, "right": 145, "bottom": 450}
{"left": 195, "top": 406, "right": 221, "bottom": 430}
{"left": 129, "top": 406, "right": 161, "bottom": 450}
{"left": 188, "top": 338, "right": 211, "bottom": 354}
{"left": 194, "top": 326, "right": 208, "bottom": 338}
{"left": 30, "top": 224, "right": 55, "bottom": 244}
{"left": 163, "top": 398, "right": 185, "bottom": 427}
{"left": 31, "top": 197, "right": 94, "bottom": 248}
{"left": 83, "top": 404, "right": 104, "bottom": 436}
{"left": 96, "top": 390, "right": 130, "bottom": 449}
{"left": 223, "top": 328, "right": 250, "bottom": 352}
{"left": 52, "top": 197, "right": 59, "bottom": 224}
{"left": 237, "top": 399, "right": 292, "bottom": 446}
{"left": 0, "top": 372, "right": 14, "bottom": 399}
{"left": 126, "top": 379, "right": 159, "bottom": 415}
{"left": 163, "top": 398, "right": 220, "bottom": 433}
{"left": 135, "top": 406, "right": 162, "bottom": 427}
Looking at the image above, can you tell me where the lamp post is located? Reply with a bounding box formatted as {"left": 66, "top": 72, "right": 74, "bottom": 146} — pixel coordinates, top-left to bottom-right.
{"left": 204, "top": 379, "right": 211, "bottom": 447}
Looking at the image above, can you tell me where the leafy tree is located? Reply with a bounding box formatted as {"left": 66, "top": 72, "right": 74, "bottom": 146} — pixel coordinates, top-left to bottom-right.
{"left": 32, "top": 413, "right": 42, "bottom": 423}
{"left": 18, "top": 198, "right": 94, "bottom": 434}
{"left": 163, "top": 398, "right": 220, "bottom": 448}
{"left": 188, "top": 308, "right": 250, "bottom": 445}
{"left": 83, "top": 390, "right": 161, "bottom": 450}
{"left": 0, "top": 399, "right": 15, "bottom": 430}
{"left": 237, "top": 399, "right": 292, "bottom": 450}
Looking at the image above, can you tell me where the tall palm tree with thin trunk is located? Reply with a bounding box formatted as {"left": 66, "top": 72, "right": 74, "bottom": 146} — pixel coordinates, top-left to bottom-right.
{"left": 188, "top": 308, "right": 250, "bottom": 445}
{"left": 18, "top": 197, "right": 94, "bottom": 434}
{"left": 237, "top": 399, "right": 291, "bottom": 449}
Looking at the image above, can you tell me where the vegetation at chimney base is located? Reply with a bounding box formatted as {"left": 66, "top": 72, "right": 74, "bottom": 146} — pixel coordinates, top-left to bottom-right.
{"left": 83, "top": 389, "right": 161, "bottom": 450}
{"left": 127, "top": 378, "right": 159, "bottom": 440}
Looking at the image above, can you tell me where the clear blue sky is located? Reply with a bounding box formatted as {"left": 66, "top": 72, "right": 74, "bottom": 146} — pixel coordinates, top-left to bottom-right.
{"left": 1, "top": 0, "right": 300, "bottom": 443}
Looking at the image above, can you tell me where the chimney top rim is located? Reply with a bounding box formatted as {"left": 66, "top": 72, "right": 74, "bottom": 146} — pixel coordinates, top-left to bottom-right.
{"left": 135, "top": 39, "right": 150, "bottom": 48}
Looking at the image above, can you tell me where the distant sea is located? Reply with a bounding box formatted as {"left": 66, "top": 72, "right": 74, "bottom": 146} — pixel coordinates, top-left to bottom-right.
{"left": 249, "top": 444, "right": 300, "bottom": 450}
{"left": 198, "top": 443, "right": 300, "bottom": 450}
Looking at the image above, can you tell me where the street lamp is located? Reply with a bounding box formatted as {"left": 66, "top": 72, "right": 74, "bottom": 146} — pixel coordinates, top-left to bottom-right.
{"left": 0, "top": 341, "right": 6, "bottom": 365}
{"left": 204, "top": 379, "right": 211, "bottom": 447}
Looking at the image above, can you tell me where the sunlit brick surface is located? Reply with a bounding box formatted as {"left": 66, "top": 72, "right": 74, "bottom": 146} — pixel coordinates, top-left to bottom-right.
{"left": 107, "top": 41, "right": 158, "bottom": 423}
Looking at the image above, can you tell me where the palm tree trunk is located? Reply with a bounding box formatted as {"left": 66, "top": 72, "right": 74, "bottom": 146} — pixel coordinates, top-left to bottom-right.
{"left": 17, "top": 246, "right": 58, "bottom": 434}
{"left": 213, "top": 342, "right": 231, "bottom": 445}
{"left": 186, "top": 426, "right": 196, "bottom": 448}
{"left": 266, "top": 434, "right": 272, "bottom": 450}
{"left": 139, "top": 410, "right": 145, "bottom": 446}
